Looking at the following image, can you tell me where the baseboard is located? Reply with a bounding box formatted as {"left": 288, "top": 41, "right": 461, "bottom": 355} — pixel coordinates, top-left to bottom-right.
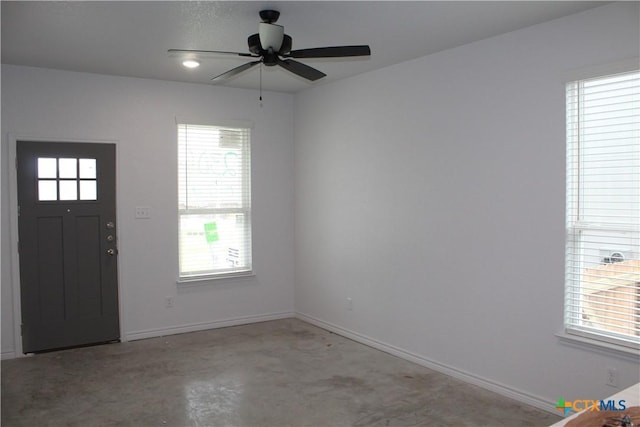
{"left": 295, "top": 312, "right": 558, "bottom": 415}
{"left": 125, "top": 311, "right": 295, "bottom": 341}
{"left": 1, "top": 350, "right": 17, "bottom": 360}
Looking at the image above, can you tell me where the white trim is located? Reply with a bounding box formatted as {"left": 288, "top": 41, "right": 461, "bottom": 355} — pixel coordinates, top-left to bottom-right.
{"left": 1, "top": 351, "right": 17, "bottom": 360}
{"left": 295, "top": 312, "right": 559, "bottom": 415}
{"left": 556, "top": 331, "right": 640, "bottom": 362}
{"left": 174, "top": 117, "right": 254, "bottom": 129}
{"left": 7, "top": 134, "right": 124, "bottom": 356}
{"left": 125, "top": 311, "right": 294, "bottom": 341}
{"left": 562, "top": 57, "right": 639, "bottom": 82}
{"left": 177, "top": 271, "right": 255, "bottom": 287}
{"left": 8, "top": 135, "right": 22, "bottom": 357}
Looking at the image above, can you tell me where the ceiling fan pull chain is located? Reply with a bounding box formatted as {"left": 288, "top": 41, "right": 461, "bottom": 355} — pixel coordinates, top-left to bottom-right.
{"left": 259, "top": 62, "right": 263, "bottom": 107}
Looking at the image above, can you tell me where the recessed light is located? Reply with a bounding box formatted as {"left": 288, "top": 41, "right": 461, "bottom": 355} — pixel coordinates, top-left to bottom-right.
{"left": 182, "top": 60, "right": 200, "bottom": 69}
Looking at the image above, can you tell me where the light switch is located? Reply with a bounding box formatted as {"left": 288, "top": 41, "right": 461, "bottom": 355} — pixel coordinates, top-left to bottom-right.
{"left": 135, "top": 206, "right": 151, "bottom": 219}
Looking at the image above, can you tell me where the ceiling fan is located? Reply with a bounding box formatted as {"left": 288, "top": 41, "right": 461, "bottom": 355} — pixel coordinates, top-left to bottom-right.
{"left": 168, "top": 10, "right": 371, "bottom": 83}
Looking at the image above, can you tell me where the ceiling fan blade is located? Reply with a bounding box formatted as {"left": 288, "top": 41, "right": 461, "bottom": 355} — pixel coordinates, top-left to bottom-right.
{"left": 211, "top": 61, "right": 261, "bottom": 82}
{"left": 168, "top": 48, "right": 255, "bottom": 58}
{"left": 286, "top": 45, "right": 371, "bottom": 59}
{"left": 276, "top": 58, "right": 326, "bottom": 81}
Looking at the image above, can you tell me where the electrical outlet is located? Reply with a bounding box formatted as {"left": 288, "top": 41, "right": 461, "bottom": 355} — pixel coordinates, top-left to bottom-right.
{"left": 346, "top": 297, "right": 353, "bottom": 311}
{"left": 165, "top": 296, "right": 174, "bottom": 308}
{"left": 605, "top": 367, "right": 618, "bottom": 388}
{"left": 135, "top": 206, "right": 151, "bottom": 219}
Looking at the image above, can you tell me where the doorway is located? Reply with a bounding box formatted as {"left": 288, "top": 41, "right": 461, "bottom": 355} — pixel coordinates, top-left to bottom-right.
{"left": 16, "top": 141, "right": 119, "bottom": 353}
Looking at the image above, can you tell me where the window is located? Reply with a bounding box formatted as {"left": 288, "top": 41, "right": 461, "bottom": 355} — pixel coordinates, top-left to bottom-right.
{"left": 178, "top": 123, "right": 252, "bottom": 280}
{"left": 37, "top": 157, "right": 97, "bottom": 201}
{"left": 565, "top": 70, "right": 640, "bottom": 349}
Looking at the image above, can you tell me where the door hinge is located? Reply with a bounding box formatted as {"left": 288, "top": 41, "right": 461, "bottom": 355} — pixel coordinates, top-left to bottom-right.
{"left": 20, "top": 324, "right": 24, "bottom": 336}
{"left": 17, "top": 205, "right": 20, "bottom": 217}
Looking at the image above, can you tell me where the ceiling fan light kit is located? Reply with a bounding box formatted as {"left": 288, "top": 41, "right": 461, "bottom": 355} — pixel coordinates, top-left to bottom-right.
{"left": 168, "top": 9, "right": 371, "bottom": 83}
{"left": 258, "top": 23, "right": 284, "bottom": 52}
{"left": 181, "top": 59, "right": 200, "bottom": 69}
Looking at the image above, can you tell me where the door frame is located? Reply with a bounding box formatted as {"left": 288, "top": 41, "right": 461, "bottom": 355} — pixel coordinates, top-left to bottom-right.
{"left": 8, "top": 134, "right": 126, "bottom": 356}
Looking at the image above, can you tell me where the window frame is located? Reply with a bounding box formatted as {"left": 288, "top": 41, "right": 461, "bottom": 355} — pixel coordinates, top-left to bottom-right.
{"left": 176, "top": 121, "right": 253, "bottom": 283}
{"left": 563, "top": 68, "right": 640, "bottom": 352}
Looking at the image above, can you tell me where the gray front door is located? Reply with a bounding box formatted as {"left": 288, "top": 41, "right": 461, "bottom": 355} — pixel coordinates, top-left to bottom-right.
{"left": 17, "top": 141, "right": 119, "bottom": 353}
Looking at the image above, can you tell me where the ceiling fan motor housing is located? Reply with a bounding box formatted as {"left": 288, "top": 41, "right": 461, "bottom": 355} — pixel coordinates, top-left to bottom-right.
{"left": 259, "top": 10, "right": 280, "bottom": 24}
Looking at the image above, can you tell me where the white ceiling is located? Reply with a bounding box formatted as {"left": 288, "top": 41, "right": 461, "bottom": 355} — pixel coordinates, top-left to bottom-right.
{"left": 2, "top": 1, "right": 607, "bottom": 93}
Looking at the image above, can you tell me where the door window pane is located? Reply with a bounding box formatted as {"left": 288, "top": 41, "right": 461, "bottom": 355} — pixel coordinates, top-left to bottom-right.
{"left": 59, "top": 181, "right": 78, "bottom": 200}
{"left": 79, "top": 180, "right": 97, "bottom": 200}
{"left": 79, "top": 159, "right": 96, "bottom": 179}
{"left": 37, "top": 158, "right": 57, "bottom": 179}
{"left": 38, "top": 180, "right": 57, "bottom": 201}
{"left": 58, "top": 158, "right": 77, "bottom": 179}
{"left": 35, "top": 157, "right": 99, "bottom": 202}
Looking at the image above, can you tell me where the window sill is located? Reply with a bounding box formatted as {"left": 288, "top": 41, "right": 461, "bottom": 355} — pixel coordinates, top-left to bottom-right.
{"left": 177, "top": 271, "right": 255, "bottom": 287}
{"left": 556, "top": 331, "right": 640, "bottom": 362}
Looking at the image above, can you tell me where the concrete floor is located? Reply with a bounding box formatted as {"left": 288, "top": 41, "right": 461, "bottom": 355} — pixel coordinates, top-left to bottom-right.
{"left": 1, "top": 318, "right": 561, "bottom": 426}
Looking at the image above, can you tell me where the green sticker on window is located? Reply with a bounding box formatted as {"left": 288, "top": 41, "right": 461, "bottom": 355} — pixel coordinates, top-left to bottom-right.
{"left": 204, "top": 222, "right": 219, "bottom": 243}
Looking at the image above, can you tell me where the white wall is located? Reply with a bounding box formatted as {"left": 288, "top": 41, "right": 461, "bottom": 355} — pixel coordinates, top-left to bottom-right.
{"left": 294, "top": 2, "right": 640, "bottom": 410}
{"left": 1, "top": 66, "right": 295, "bottom": 356}
{"left": 2, "top": 0, "right": 638, "bottom": 412}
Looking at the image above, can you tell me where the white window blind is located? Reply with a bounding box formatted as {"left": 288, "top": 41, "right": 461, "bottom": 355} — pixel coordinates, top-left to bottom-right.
{"left": 178, "top": 123, "right": 252, "bottom": 280}
{"left": 565, "top": 70, "right": 640, "bottom": 349}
